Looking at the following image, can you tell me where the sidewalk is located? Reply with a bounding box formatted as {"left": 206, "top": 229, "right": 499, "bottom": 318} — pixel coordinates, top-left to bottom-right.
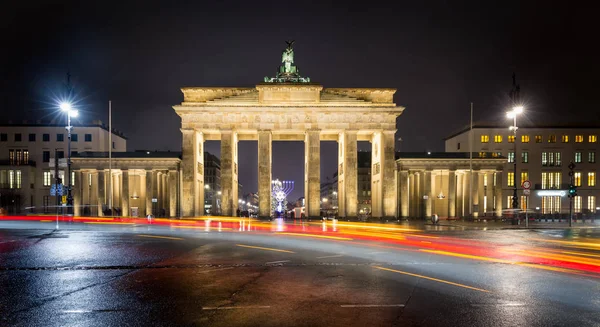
{"left": 423, "top": 218, "right": 600, "bottom": 230}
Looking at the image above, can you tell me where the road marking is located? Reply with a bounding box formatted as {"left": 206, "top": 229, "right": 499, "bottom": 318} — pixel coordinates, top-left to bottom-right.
{"left": 202, "top": 305, "right": 271, "bottom": 310}
{"left": 316, "top": 254, "right": 345, "bottom": 259}
{"left": 470, "top": 302, "right": 525, "bottom": 307}
{"left": 266, "top": 260, "right": 290, "bottom": 265}
{"left": 340, "top": 304, "right": 404, "bottom": 308}
{"left": 236, "top": 244, "right": 295, "bottom": 253}
{"left": 200, "top": 267, "right": 235, "bottom": 273}
{"left": 276, "top": 232, "right": 353, "bottom": 241}
{"left": 367, "top": 251, "right": 388, "bottom": 255}
{"left": 137, "top": 234, "right": 184, "bottom": 240}
{"left": 373, "top": 266, "right": 490, "bottom": 293}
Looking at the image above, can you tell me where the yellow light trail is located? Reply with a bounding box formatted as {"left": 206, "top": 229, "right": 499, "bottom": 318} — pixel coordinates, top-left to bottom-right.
{"left": 373, "top": 266, "right": 490, "bottom": 293}
{"left": 73, "top": 217, "right": 114, "bottom": 221}
{"left": 562, "top": 251, "right": 600, "bottom": 258}
{"left": 531, "top": 238, "right": 600, "bottom": 250}
{"left": 502, "top": 249, "right": 600, "bottom": 267}
{"left": 137, "top": 234, "right": 184, "bottom": 240}
{"left": 236, "top": 244, "right": 295, "bottom": 253}
{"left": 276, "top": 232, "right": 353, "bottom": 241}
{"left": 39, "top": 220, "right": 53, "bottom": 222}
{"left": 84, "top": 222, "right": 135, "bottom": 225}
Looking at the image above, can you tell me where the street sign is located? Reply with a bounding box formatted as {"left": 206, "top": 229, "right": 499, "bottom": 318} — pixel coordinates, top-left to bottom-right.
{"left": 61, "top": 195, "right": 67, "bottom": 204}
{"left": 152, "top": 198, "right": 158, "bottom": 203}
{"left": 48, "top": 158, "right": 68, "bottom": 168}
{"left": 523, "top": 189, "right": 531, "bottom": 196}
{"left": 50, "top": 184, "right": 65, "bottom": 196}
{"left": 522, "top": 180, "right": 531, "bottom": 189}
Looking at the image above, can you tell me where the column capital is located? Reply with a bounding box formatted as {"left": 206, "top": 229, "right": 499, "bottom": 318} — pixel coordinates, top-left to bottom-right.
{"left": 180, "top": 128, "right": 195, "bottom": 134}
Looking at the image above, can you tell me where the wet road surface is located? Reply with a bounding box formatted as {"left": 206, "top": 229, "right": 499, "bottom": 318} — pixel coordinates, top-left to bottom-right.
{"left": 0, "top": 220, "right": 599, "bottom": 326}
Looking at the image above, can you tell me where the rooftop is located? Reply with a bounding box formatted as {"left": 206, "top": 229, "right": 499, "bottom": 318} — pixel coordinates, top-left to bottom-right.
{"left": 445, "top": 122, "right": 600, "bottom": 140}
{"left": 396, "top": 152, "right": 506, "bottom": 160}
{"left": 72, "top": 150, "right": 181, "bottom": 159}
{"left": 0, "top": 119, "right": 127, "bottom": 139}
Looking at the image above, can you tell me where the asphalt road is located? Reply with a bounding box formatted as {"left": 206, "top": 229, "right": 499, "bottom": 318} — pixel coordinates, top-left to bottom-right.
{"left": 0, "top": 220, "right": 599, "bottom": 327}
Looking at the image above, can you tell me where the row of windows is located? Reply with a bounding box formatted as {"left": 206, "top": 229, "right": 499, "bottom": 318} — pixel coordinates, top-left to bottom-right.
{"left": 8, "top": 149, "right": 30, "bottom": 165}
{"left": 0, "top": 170, "right": 22, "bottom": 189}
{"left": 538, "top": 196, "right": 597, "bottom": 214}
{"left": 505, "top": 171, "right": 596, "bottom": 188}
{"left": 481, "top": 151, "right": 595, "bottom": 165}
{"left": 42, "top": 171, "right": 75, "bottom": 187}
{"left": 0, "top": 133, "right": 93, "bottom": 142}
{"left": 481, "top": 134, "right": 597, "bottom": 144}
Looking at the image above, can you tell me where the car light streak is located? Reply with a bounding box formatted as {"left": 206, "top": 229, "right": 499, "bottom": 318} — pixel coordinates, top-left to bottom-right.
{"left": 275, "top": 232, "right": 353, "bottom": 240}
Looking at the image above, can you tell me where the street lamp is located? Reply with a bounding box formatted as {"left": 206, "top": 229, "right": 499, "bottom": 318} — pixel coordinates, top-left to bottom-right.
{"left": 60, "top": 101, "right": 78, "bottom": 214}
{"left": 507, "top": 105, "right": 524, "bottom": 211}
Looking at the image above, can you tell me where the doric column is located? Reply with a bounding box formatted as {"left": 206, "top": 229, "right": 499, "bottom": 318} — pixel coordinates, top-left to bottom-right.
{"left": 73, "top": 170, "right": 82, "bottom": 216}
{"left": 399, "top": 170, "right": 409, "bottom": 218}
{"left": 121, "top": 170, "right": 129, "bottom": 217}
{"left": 478, "top": 172, "right": 485, "bottom": 217}
{"left": 456, "top": 172, "right": 464, "bottom": 217}
{"left": 382, "top": 131, "right": 397, "bottom": 218}
{"left": 162, "top": 172, "right": 168, "bottom": 214}
{"left": 153, "top": 171, "right": 160, "bottom": 215}
{"left": 495, "top": 171, "right": 503, "bottom": 217}
{"left": 181, "top": 129, "right": 204, "bottom": 217}
{"left": 417, "top": 172, "right": 423, "bottom": 218}
{"left": 169, "top": 170, "right": 178, "bottom": 218}
{"left": 371, "top": 132, "right": 383, "bottom": 218}
{"left": 221, "top": 130, "right": 238, "bottom": 216}
{"left": 305, "top": 130, "right": 320, "bottom": 218}
{"left": 424, "top": 170, "right": 432, "bottom": 217}
{"left": 338, "top": 131, "right": 358, "bottom": 218}
{"left": 258, "top": 130, "right": 272, "bottom": 219}
{"left": 486, "top": 172, "right": 494, "bottom": 215}
{"left": 472, "top": 171, "right": 479, "bottom": 217}
{"left": 145, "top": 170, "right": 153, "bottom": 216}
{"left": 448, "top": 170, "right": 456, "bottom": 218}
{"left": 97, "top": 170, "right": 105, "bottom": 216}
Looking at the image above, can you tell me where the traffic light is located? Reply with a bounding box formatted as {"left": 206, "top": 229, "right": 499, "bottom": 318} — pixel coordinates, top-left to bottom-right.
{"left": 568, "top": 184, "right": 578, "bottom": 198}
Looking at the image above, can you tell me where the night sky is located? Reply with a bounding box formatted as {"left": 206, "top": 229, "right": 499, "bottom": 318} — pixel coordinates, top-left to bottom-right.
{"left": 2, "top": 1, "right": 598, "bottom": 201}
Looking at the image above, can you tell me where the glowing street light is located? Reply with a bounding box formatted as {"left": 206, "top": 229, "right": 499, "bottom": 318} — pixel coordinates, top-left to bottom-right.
{"left": 59, "top": 101, "right": 79, "bottom": 214}
{"left": 506, "top": 105, "right": 524, "bottom": 210}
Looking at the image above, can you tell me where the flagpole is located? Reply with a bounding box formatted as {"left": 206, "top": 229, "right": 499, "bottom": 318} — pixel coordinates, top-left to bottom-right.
{"left": 469, "top": 102, "right": 473, "bottom": 219}
{"left": 109, "top": 101, "right": 113, "bottom": 218}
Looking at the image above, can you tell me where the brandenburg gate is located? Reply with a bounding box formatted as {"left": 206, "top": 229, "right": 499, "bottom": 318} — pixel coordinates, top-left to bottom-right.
{"left": 173, "top": 42, "right": 404, "bottom": 219}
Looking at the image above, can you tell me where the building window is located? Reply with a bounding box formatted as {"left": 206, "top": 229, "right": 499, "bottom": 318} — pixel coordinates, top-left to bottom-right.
{"left": 535, "top": 135, "right": 542, "bottom": 143}
{"left": 480, "top": 135, "right": 489, "bottom": 143}
{"left": 574, "top": 172, "right": 582, "bottom": 187}
{"left": 520, "top": 195, "right": 528, "bottom": 211}
{"left": 541, "top": 172, "right": 561, "bottom": 189}
{"left": 548, "top": 135, "right": 556, "bottom": 143}
{"left": 507, "top": 152, "right": 515, "bottom": 163}
{"left": 72, "top": 171, "right": 75, "bottom": 186}
{"left": 561, "top": 135, "right": 569, "bottom": 143}
{"left": 589, "top": 135, "right": 597, "bottom": 143}
{"left": 494, "top": 135, "right": 502, "bottom": 143}
{"left": 507, "top": 172, "right": 514, "bottom": 187}
{"left": 112, "top": 141, "right": 115, "bottom": 149}
{"left": 57, "top": 134, "right": 64, "bottom": 142}
{"left": 9, "top": 149, "right": 14, "bottom": 165}
{"left": 507, "top": 135, "right": 515, "bottom": 143}
{"left": 457, "top": 142, "right": 460, "bottom": 150}
{"left": 29, "top": 133, "right": 36, "bottom": 142}
{"left": 0, "top": 133, "right": 7, "bottom": 141}
{"left": 522, "top": 152, "right": 528, "bottom": 163}
{"left": 574, "top": 196, "right": 582, "bottom": 213}
{"left": 575, "top": 152, "right": 582, "bottom": 163}
{"left": 521, "top": 171, "right": 528, "bottom": 185}
{"left": 483, "top": 174, "right": 488, "bottom": 187}
{"left": 43, "top": 151, "right": 50, "bottom": 163}
{"left": 575, "top": 135, "right": 583, "bottom": 143}
{"left": 588, "top": 196, "right": 596, "bottom": 211}
{"left": 43, "top": 134, "right": 50, "bottom": 142}
{"left": 589, "top": 152, "right": 596, "bottom": 163}
{"left": 57, "top": 151, "right": 65, "bottom": 159}
{"left": 23, "top": 150, "right": 29, "bottom": 164}
{"left": 14, "top": 133, "right": 22, "bottom": 142}
{"left": 85, "top": 134, "right": 92, "bottom": 142}
{"left": 71, "top": 134, "right": 78, "bottom": 142}
{"left": 8, "top": 170, "right": 15, "bottom": 188}
{"left": 43, "top": 171, "right": 52, "bottom": 186}
{"left": 492, "top": 152, "right": 502, "bottom": 158}
{"left": 15, "top": 170, "right": 21, "bottom": 189}
{"left": 556, "top": 152, "right": 561, "bottom": 166}
{"left": 541, "top": 152, "right": 547, "bottom": 166}
{"left": 478, "top": 152, "right": 487, "bottom": 158}
{"left": 542, "top": 196, "right": 561, "bottom": 214}
{"left": 521, "top": 135, "right": 530, "bottom": 143}
{"left": 588, "top": 172, "right": 596, "bottom": 187}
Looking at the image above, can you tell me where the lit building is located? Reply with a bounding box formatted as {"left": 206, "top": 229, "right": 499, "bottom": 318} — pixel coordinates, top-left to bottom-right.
{"left": 0, "top": 120, "right": 126, "bottom": 214}
{"left": 445, "top": 124, "right": 600, "bottom": 215}
{"left": 357, "top": 151, "right": 372, "bottom": 215}
{"left": 204, "top": 152, "right": 221, "bottom": 214}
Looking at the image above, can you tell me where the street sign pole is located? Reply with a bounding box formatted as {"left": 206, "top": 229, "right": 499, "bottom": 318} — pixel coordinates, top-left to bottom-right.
{"left": 522, "top": 180, "right": 531, "bottom": 228}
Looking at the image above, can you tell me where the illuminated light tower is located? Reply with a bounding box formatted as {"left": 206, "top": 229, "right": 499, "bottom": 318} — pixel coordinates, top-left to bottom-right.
{"left": 507, "top": 73, "right": 523, "bottom": 224}
{"left": 60, "top": 101, "right": 79, "bottom": 214}
{"left": 271, "top": 179, "right": 294, "bottom": 217}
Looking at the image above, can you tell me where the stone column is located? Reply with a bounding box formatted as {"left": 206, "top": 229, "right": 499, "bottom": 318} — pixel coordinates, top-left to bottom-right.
{"left": 221, "top": 130, "right": 238, "bottom": 216}
{"left": 258, "top": 131, "right": 272, "bottom": 219}
{"left": 169, "top": 170, "right": 178, "bottom": 218}
{"left": 162, "top": 173, "right": 168, "bottom": 215}
{"left": 456, "top": 172, "right": 464, "bottom": 217}
{"left": 448, "top": 170, "right": 456, "bottom": 218}
{"left": 486, "top": 172, "right": 494, "bottom": 215}
{"left": 382, "top": 131, "right": 397, "bottom": 218}
{"left": 181, "top": 129, "right": 204, "bottom": 217}
{"left": 145, "top": 170, "right": 153, "bottom": 216}
{"left": 399, "top": 170, "right": 409, "bottom": 218}
{"left": 478, "top": 172, "right": 485, "bottom": 217}
{"left": 371, "top": 132, "right": 383, "bottom": 218}
{"left": 73, "top": 170, "right": 82, "bottom": 216}
{"left": 338, "top": 131, "right": 358, "bottom": 218}
{"left": 97, "top": 170, "right": 105, "bottom": 216}
{"left": 424, "top": 170, "right": 432, "bottom": 217}
{"left": 495, "top": 171, "right": 503, "bottom": 217}
{"left": 305, "top": 130, "right": 321, "bottom": 218}
{"left": 121, "top": 170, "right": 129, "bottom": 217}
{"left": 472, "top": 171, "right": 479, "bottom": 217}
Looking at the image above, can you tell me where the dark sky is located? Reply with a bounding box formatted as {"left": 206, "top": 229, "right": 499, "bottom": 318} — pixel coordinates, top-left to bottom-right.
{"left": 2, "top": 0, "right": 598, "bottom": 201}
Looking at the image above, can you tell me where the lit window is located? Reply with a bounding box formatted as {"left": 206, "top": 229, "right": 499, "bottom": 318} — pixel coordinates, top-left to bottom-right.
{"left": 480, "top": 135, "right": 489, "bottom": 143}
{"left": 575, "top": 152, "right": 582, "bottom": 163}
{"left": 548, "top": 135, "right": 556, "bottom": 143}
{"left": 8, "top": 170, "right": 14, "bottom": 188}
{"left": 589, "top": 135, "right": 597, "bottom": 143}
{"left": 535, "top": 135, "right": 542, "bottom": 143}
{"left": 71, "top": 172, "right": 75, "bottom": 186}
{"left": 521, "top": 135, "right": 529, "bottom": 143}
{"left": 541, "top": 152, "right": 547, "bottom": 166}
{"left": 575, "top": 135, "right": 583, "bottom": 143}
{"left": 589, "top": 152, "right": 596, "bottom": 163}
{"left": 556, "top": 152, "right": 562, "bottom": 166}
{"left": 574, "top": 196, "right": 582, "bottom": 213}
{"left": 507, "top": 172, "right": 514, "bottom": 187}
{"left": 588, "top": 196, "right": 596, "bottom": 211}
{"left": 574, "top": 172, "right": 582, "bottom": 187}
{"left": 43, "top": 171, "right": 52, "bottom": 186}
{"left": 23, "top": 150, "right": 29, "bottom": 164}
{"left": 15, "top": 170, "right": 21, "bottom": 189}
{"left": 520, "top": 171, "right": 528, "bottom": 185}
{"left": 483, "top": 174, "right": 488, "bottom": 187}
{"left": 494, "top": 135, "right": 502, "bottom": 143}
{"left": 541, "top": 172, "right": 562, "bottom": 189}
{"left": 522, "top": 152, "right": 528, "bottom": 163}
{"left": 507, "top": 135, "right": 515, "bottom": 143}
{"left": 478, "top": 152, "right": 487, "bottom": 158}
{"left": 507, "top": 152, "right": 515, "bottom": 163}
{"left": 561, "top": 135, "right": 569, "bottom": 143}
{"left": 588, "top": 172, "right": 596, "bottom": 187}
{"left": 9, "top": 149, "right": 14, "bottom": 165}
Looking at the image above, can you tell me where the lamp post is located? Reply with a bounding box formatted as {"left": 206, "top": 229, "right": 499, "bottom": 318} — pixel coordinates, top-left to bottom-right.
{"left": 60, "top": 102, "right": 78, "bottom": 214}
{"left": 507, "top": 106, "right": 524, "bottom": 218}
